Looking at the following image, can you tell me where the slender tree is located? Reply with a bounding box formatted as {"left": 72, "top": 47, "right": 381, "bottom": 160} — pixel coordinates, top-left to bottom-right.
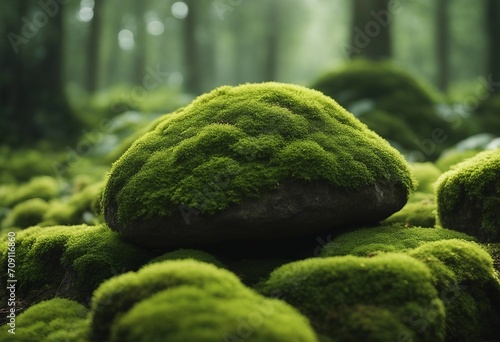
{"left": 486, "top": 0, "right": 500, "bottom": 85}
{"left": 436, "top": 0, "right": 450, "bottom": 91}
{"left": 265, "top": 0, "right": 279, "bottom": 81}
{"left": 85, "top": 0, "right": 104, "bottom": 92}
{"left": 133, "top": 0, "right": 147, "bottom": 85}
{"left": 183, "top": 0, "right": 202, "bottom": 95}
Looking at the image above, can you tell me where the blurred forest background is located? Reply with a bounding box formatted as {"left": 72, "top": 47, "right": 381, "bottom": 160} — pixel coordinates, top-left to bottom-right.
{"left": 0, "top": 0, "right": 500, "bottom": 186}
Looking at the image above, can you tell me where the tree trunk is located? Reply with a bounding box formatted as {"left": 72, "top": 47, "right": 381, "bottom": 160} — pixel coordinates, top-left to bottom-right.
{"left": 487, "top": 0, "right": 500, "bottom": 85}
{"left": 133, "top": 0, "right": 147, "bottom": 85}
{"left": 265, "top": 0, "right": 279, "bottom": 81}
{"left": 1, "top": 1, "right": 81, "bottom": 146}
{"left": 349, "top": 0, "right": 392, "bottom": 60}
{"left": 183, "top": 0, "right": 201, "bottom": 95}
{"left": 436, "top": 0, "right": 450, "bottom": 91}
{"left": 85, "top": 0, "right": 104, "bottom": 92}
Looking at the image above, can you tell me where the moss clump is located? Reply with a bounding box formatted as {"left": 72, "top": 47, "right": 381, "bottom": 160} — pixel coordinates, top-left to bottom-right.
{"left": 225, "top": 258, "right": 292, "bottom": 286}
{"left": 0, "top": 176, "right": 59, "bottom": 208}
{"left": 319, "top": 224, "right": 474, "bottom": 257}
{"left": 259, "top": 254, "right": 445, "bottom": 341}
{"left": 411, "top": 162, "right": 442, "bottom": 193}
{"left": 383, "top": 195, "right": 437, "bottom": 227}
{"left": 310, "top": 60, "right": 461, "bottom": 159}
{"left": 409, "top": 239, "right": 500, "bottom": 340}
{"left": 61, "top": 224, "right": 152, "bottom": 301}
{"left": 12, "top": 298, "right": 89, "bottom": 342}
{"left": 90, "top": 259, "right": 251, "bottom": 341}
{"left": 436, "top": 149, "right": 500, "bottom": 241}
{"left": 435, "top": 149, "right": 480, "bottom": 172}
{"left": 111, "top": 285, "right": 318, "bottom": 342}
{"left": 102, "top": 82, "right": 415, "bottom": 224}
{"left": 146, "top": 248, "right": 226, "bottom": 269}
{"left": 1, "top": 198, "right": 50, "bottom": 229}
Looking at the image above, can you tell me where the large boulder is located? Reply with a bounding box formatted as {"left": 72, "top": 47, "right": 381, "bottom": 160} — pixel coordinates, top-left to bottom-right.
{"left": 102, "top": 82, "right": 415, "bottom": 248}
{"left": 436, "top": 148, "right": 500, "bottom": 242}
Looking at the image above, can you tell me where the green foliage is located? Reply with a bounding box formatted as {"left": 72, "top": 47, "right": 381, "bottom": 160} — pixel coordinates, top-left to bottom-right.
{"left": 1, "top": 198, "right": 50, "bottom": 229}
{"left": 0, "top": 176, "right": 59, "bottom": 208}
{"left": 409, "top": 239, "right": 500, "bottom": 340}
{"left": 320, "top": 224, "right": 474, "bottom": 257}
{"left": 474, "top": 95, "right": 500, "bottom": 135}
{"left": 435, "top": 149, "right": 481, "bottom": 172}
{"left": 61, "top": 224, "right": 152, "bottom": 301}
{"left": 102, "top": 82, "right": 415, "bottom": 224}
{"left": 259, "top": 254, "right": 445, "bottom": 341}
{"left": 411, "top": 162, "right": 442, "bottom": 193}
{"left": 111, "top": 285, "right": 318, "bottom": 342}
{"left": 146, "top": 249, "right": 226, "bottom": 269}
{"left": 90, "top": 259, "right": 250, "bottom": 341}
{"left": 12, "top": 298, "right": 89, "bottom": 342}
{"left": 436, "top": 149, "right": 500, "bottom": 241}
{"left": 310, "top": 60, "right": 462, "bottom": 159}
{"left": 384, "top": 193, "right": 437, "bottom": 227}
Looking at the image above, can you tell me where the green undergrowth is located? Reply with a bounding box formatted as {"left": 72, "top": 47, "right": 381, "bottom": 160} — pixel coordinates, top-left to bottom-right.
{"left": 102, "top": 82, "right": 415, "bottom": 225}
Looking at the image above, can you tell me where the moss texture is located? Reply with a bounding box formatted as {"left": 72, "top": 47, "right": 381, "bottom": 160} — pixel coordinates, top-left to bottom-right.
{"left": 259, "top": 254, "right": 445, "bottom": 341}
{"left": 310, "top": 60, "right": 462, "bottom": 159}
{"left": 319, "top": 224, "right": 474, "bottom": 257}
{"left": 1, "top": 198, "right": 49, "bottom": 229}
{"left": 11, "top": 298, "right": 89, "bottom": 342}
{"left": 146, "top": 248, "right": 226, "bottom": 269}
{"left": 409, "top": 239, "right": 500, "bottom": 341}
{"left": 110, "top": 285, "right": 318, "bottom": 342}
{"left": 90, "top": 259, "right": 251, "bottom": 341}
{"left": 102, "top": 82, "right": 415, "bottom": 224}
{"left": 436, "top": 149, "right": 500, "bottom": 241}
{"left": 0, "top": 176, "right": 59, "bottom": 208}
{"left": 435, "top": 150, "right": 480, "bottom": 172}
{"left": 411, "top": 162, "right": 442, "bottom": 193}
{"left": 383, "top": 194, "right": 437, "bottom": 227}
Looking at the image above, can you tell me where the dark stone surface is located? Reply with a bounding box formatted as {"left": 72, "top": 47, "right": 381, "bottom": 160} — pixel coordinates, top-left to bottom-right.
{"left": 105, "top": 179, "right": 408, "bottom": 249}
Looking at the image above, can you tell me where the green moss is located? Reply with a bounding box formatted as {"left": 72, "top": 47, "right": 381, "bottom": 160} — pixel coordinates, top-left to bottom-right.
{"left": 0, "top": 176, "right": 59, "bottom": 208}
{"left": 436, "top": 149, "right": 500, "bottom": 241}
{"left": 102, "top": 82, "right": 415, "bottom": 224}
{"left": 61, "top": 224, "right": 152, "bottom": 301}
{"left": 409, "top": 239, "right": 500, "bottom": 340}
{"left": 319, "top": 224, "right": 474, "bottom": 257}
{"left": 383, "top": 195, "right": 437, "bottom": 227}
{"left": 435, "top": 149, "right": 481, "bottom": 172}
{"left": 1, "top": 198, "right": 50, "bottom": 229}
{"left": 259, "top": 254, "right": 445, "bottom": 341}
{"left": 411, "top": 162, "right": 442, "bottom": 193}
{"left": 310, "top": 60, "right": 462, "bottom": 159}
{"left": 90, "top": 259, "right": 250, "bottom": 341}
{"left": 12, "top": 298, "right": 88, "bottom": 342}
{"left": 483, "top": 243, "right": 500, "bottom": 274}
{"left": 111, "top": 285, "right": 318, "bottom": 342}
{"left": 226, "top": 258, "right": 292, "bottom": 286}
{"left": 146, "top": 249, "right": 226, "bottom": 269}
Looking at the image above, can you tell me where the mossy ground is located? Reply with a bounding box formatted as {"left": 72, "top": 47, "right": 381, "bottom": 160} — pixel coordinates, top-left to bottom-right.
{"left": 102, "top": 82, "right": 415, "bottom": 225}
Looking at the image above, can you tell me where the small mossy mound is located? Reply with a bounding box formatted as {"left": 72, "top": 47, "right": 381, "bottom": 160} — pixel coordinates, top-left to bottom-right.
{"left": 435, "top": 149, "right": 481, "bottom": 172}
{"left": 409, "top": 239, "right": 500, "bottom": 341}
{"left": 259, "top": 254, "right": 445, "bottom": 341}
{"left": 1, "top": 198, "right": 50, "bottom": 229}
{"left": 11, "top": 298, "right": 89, "bottom": 342}
{"left": 383, "top": 195, "right": 437, "bottom": 227}
{"left": 411, "top": 162, "right": 442, "bottom": 193}
{"left": 310, "top": 60, "right": 461, "bottom": 159}
{"left": 0, "top": 175, "right": 59, "bottom": 208}
{"left": 110, "top": 285, "right": 318, "bottom": 342}
{"left": 102, "top": 82, "right": 415, "bottom": 248}
{"left": 90, "top": 259, "right": 250, "bottom": 341}
{"left": 319, "top": 224, "right": 474, "bottom": 257}
{"left": 436, "top": 149, "right": 500, "bottom": 242}
{"left": 146, "top": 248, "right": 226, "bottom": 269}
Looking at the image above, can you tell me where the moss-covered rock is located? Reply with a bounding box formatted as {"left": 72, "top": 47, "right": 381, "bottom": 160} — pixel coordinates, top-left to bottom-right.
{"left": 409, "top": 239, "right": 500, "bottom": 341}
{"left": 259, "top": 254, "right": 445, "bottom": 341}
{"left": 1, "top": 198, "right": 50, "bottom": 229}
{"left": 411, "top": 162, "right": 442, "bottom": 193}
{"left": 319, "top": 224, "right": 474, "bottom": 257}
{"left": 8, "top": 298, "right": 89, "bottom": 342}
{"left": 436, "top": 149, "right": 500, "bottom": 242}
{"left": 110, "top": 285, "right": 318, "bottom": 342}
{"left": 383, "top": 194, "right": 437, "bottom": 227}
{"left": 435, "top": 149, "right": 481, "bottom": 172}
{"left": 90, "top": 259, "right": 251, "bottom": 341}
{"left": 102, "top": 82, "right": 415, "bottom": 248}
{"left": 310, "top": 60, "right": 462, "bottom": 160}
{"left": 146, "top": 248, "right": 226, "bottom": 269}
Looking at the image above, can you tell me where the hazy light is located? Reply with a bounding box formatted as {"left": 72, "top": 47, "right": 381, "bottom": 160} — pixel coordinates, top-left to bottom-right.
{"left": 147, "top": 20, "right": 165, "bottom": 36}
{"left": 168, "top": 72, "right": 184, "bottom": 87}
{"left": 171, "top": 2, "right": 188, "bottom": 19}
{"left": 81, "top": 0, "right": 94, "bottom": 8}
{"left": 78, "top": 7, "right": 94, "bottom": 22}
{"left": 118, "top": 29, "right": 134, "bottom": 50}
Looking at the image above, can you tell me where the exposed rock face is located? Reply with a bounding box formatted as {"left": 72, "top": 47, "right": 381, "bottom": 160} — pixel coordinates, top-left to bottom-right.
{"left": 102, "top": 82, "right": 415, "bottom": 249}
